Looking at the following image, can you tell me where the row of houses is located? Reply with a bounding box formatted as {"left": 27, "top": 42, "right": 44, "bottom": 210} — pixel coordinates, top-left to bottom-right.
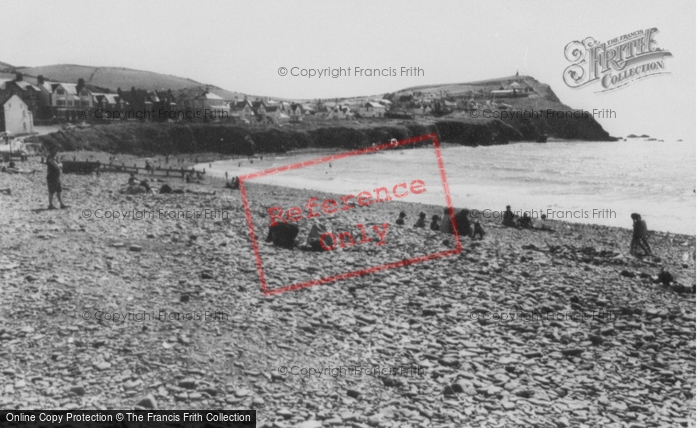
{"left": 0, "top": 73, "right": 235, "bottom": 127}
{"left": 2, "top": 68, "right": 474, "bottom": 133}
{"left": 228, "top": 97, "right": 391, "bottom": 123}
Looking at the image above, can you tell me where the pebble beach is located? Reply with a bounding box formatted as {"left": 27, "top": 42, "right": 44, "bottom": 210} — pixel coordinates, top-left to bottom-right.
{"left": 0, "top": 155, "right": 696, "bottom": 427}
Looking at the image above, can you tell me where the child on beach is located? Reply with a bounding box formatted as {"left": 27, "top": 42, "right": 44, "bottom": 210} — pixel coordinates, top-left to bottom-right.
{"left": 414, "top": 212, "right": 427, "bottom": 228}
{"left": 430, "top": 215, "right": 440, "bottom": 231}
{"left": 439, "top": 208, "right": 453, "bottom": 233}
{"left": 396, "top": 211, "right": 406, "bottom": 225}
{"left": 630, "top": 213, "right": 653, "bottom": 256}
{"left": 46, "top": 147, "right": 68, "bottom": 209}
{"left": 473, "top": 221, "right": 486, "bottom": 240}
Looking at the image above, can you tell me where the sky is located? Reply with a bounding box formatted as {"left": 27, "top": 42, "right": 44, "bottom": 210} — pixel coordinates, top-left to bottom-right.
{"left": 0, "top": 0, "right": 695, "bottom": 140}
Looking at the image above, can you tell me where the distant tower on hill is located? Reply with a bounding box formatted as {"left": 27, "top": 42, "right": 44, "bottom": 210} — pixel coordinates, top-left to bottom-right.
{"left": 515, "top": 69, "right": 519, "bottom": 77}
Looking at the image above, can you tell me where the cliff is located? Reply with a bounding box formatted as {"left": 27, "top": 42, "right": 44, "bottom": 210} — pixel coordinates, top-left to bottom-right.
{"left": 37, "top": 112, "right": 613, "bottom": 156}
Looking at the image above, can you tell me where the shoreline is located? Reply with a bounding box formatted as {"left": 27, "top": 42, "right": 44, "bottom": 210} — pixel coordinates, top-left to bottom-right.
{"left": 195, "top": 148, "right": 695, "bottom": 237}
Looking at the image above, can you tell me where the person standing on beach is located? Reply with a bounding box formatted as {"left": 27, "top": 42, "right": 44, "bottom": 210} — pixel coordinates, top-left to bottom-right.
{"left": 46, "top": 147, "right": 68, "bottom": 209}
{"left": 630, "top": 213, "right": 653, "bottom": 256}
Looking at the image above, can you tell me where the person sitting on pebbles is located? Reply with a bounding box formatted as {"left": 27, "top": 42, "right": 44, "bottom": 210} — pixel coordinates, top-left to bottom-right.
{"left": 532, "top": 214, "right": 554, "bottom": 232}
{"left": 396, "top": 211, "right": 407, "bottom": 225}
{"left": 454, "top": 209, "right": 472, "bottom": 236}
{"left": 439, "top": 208, "right": 453, "bottom": 233}
{"left": 414, "top": 212, "right": 427, "bottom": 228}
{"left": 502, "top": 205, "right": 517, "bottom": 228}
{"left": 430, "top": 215, "right": 440, "bottom": 231}
{"left": 517, "top": 212, "right": 534, "bottom": 229}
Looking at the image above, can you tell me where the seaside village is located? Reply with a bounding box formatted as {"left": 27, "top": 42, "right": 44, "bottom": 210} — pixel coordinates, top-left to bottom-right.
{"left": 0, "top": 70, "right": 545, "bottom": 145}
{"left": 0, "top": 68, "right": 696, "bottom": 424}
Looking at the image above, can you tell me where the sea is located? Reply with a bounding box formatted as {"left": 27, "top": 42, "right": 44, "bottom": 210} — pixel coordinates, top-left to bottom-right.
{"left": 200, "top": 139, "right": 696, "bottom": 235}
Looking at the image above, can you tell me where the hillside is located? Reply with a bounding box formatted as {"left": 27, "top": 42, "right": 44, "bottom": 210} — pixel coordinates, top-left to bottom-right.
{"left": 397, "top": 74, "right": 561, "bottom": 101}
{"left": 1, "top": 63, "right": 247, "bottom": 100}
{"left": 17, "top": 64, "right": 204, "bottom": 91}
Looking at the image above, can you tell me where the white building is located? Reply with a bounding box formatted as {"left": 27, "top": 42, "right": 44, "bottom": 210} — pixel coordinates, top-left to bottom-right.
{"left": 0, "top": 94, "right": 34, "bottom": 135}
{"left": 358, "top": 102, "right": 386, "bottom": 118}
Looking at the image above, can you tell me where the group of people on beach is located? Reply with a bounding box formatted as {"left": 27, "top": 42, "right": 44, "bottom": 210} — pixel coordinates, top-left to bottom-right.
{"left": 501, "top": 205, "right": 552, "bottom": 231}
{"left": 499, "top": 203, "right": 653, "bottom": 256}
{"left": 394, "top": 209, "right": 486, "bottom": 240}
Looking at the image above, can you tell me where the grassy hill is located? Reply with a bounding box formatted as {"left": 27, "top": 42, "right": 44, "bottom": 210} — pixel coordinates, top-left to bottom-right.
{"left": 394, "top": 74, "right": 568, "bottom": 108}
{"left": 1, "top": 63, "right": 247, "bottom": 100}
{"left": 17, "top": 64, "right": 203, "bottom": 91}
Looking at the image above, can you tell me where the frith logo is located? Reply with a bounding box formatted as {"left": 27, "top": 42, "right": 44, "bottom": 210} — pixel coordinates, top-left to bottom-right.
{"left": 563, "top": 28, "right": 672, "bottom": 93}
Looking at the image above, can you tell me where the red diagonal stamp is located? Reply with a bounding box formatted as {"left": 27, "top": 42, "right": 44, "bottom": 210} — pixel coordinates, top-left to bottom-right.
{"left": 239, "top": 133, "right": 461, "bottom": 296}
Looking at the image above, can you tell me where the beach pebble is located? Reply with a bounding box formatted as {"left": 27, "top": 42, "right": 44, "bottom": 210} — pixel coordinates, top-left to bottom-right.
{"left": 178, "top": 379, "right": 197, "bottom": 389}
{"left": 135, "top": 394, "right": 158, "bottom": 409}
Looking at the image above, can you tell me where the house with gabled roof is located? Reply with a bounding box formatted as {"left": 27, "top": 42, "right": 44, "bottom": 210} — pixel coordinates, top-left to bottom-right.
{"left": 230, "top": 98, "right": 254, "bottom": 122}
{"left": 0, "top": 74, "right": 41, "bottom": 118}
{"left": 264, "top": 105, "right": 290, "bottom": 124}
{"left": 177, "top": 90, "right": 231, "bottom": 121}
{"left": 290, "top": 103, "right": 304, "bottom": 122}
{"left": 251, "top": 100, "right": 267, "bottom": 116}
{"left": 301, "top": 104, "right": 316, "bottom": 115}
{"left": 92, "top": 93, "right": 127, "bottom": 112}
{"left": 0, "top": 94, "right": 34, "bottom": 135}
{"left": 358, "top": 101, "right": 386, "bottom": 118}
{"left": 50, "top": 81, "right": 94, "bottom": 121}
{"left": 327, "top": 105, "right": 354, "bottom": 120}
